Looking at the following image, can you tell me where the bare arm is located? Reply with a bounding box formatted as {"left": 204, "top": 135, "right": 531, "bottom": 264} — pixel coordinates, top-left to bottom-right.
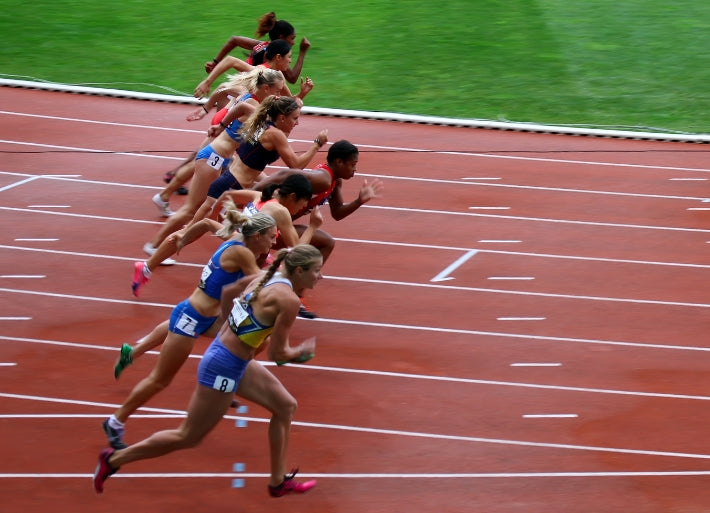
{"left": 328, "top": 177, "right": 385, "bottom": 221}
{"left": 281, "top": 37, "right": 311, "bottom": 84}
{"left": 264, "top": 128, "right": 328, "bottom": 170}
{"left": 266, "top": 295, "right": 316, "bottom": 363}
{"left": 205, "top": 36, "right": 262, "bottom": 73}
{"left": 195, "top": 56, "right": 255, "bottom": 98}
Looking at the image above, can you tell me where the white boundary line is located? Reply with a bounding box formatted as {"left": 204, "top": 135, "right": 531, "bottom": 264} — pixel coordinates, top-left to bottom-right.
{"left": 3, "top": 79, "right": 710, "bottom": 143}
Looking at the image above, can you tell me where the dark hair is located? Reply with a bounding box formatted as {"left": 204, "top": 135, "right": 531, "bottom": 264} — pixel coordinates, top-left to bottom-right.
{"left": 255, "top": 12, "right": 295, "bottom": 40}
{"left": 265, "top": 39, "right": 292, "bottom": 60}
{"left": 327, "top": 140, "right": 359, "bottom": 164}
{"left": 262, "top": 173, "right": 313, "bottom": 202}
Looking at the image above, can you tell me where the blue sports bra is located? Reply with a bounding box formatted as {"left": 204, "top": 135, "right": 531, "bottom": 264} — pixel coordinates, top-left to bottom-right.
{"left": 198, "top": 240, "right": 247, "bottom": 299}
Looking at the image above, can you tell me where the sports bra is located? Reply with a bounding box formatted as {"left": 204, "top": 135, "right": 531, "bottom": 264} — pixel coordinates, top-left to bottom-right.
{"left": 227, "top": 273, "right": 292, "bottom": 348}
{"left": 198, "top": 240, "right": 247, "bottom": 299}
{"left": 236, "top": 123, "right": 280, "bottom": 171}
{"left": 223, "top": 93, "right": 256, "bottom": 142}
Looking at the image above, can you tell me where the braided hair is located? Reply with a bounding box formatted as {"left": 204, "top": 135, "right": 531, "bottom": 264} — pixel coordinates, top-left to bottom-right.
{"left": 245, "top": 244, "right": 321, "bottom": 305}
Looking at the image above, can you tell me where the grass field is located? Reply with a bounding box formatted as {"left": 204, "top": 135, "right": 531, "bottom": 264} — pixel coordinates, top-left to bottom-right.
{"left": 2, "top": 1, "right": 710, "bottom": 133}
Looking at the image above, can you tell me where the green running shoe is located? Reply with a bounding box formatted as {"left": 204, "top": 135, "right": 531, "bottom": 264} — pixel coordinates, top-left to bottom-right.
{"left": 113, "top": 343, "right": 133, "bottom": 379}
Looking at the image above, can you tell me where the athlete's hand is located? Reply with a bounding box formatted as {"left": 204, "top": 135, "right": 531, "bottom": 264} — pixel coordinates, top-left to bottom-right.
{"left": 358, "top": 178, "right": 384, "bottom": 204}
{"left": 308, "top": 206, "right": 323, "bottom": 229}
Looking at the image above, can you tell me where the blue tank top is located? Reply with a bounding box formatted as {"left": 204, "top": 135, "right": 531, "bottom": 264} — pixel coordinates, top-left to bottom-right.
{"left": 223, "top": 93, "right": 254, "bottom": 142}
{"left": 198, "top": 240, "right": 247, "bottom": 299}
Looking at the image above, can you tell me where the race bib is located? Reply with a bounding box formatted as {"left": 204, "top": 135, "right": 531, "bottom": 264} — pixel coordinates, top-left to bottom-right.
{"left": 206, "top": 151, "right": 225, "bottom": 171}
{"left": 230, "top": 299, "right": 249, "bottom": 327}
{"left": 212, "top": 375, "right": 236, "bottom": 392}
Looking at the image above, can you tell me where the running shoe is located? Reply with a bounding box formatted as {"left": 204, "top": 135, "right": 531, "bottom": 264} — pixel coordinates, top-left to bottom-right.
{"left": 142, "top": 242, "right": 176, "bottom": 266}
{"left": 268, "top": 468, "right": 316, "bottom": 497}
{"left": 114, "top": 343, "right": 133, "bottom": 379}
{"left": 163, "top": 170, "right": 176, "bottom": 184}
{"left": 101, "top": 419, "right": 127, "bottom": 450}
{"left": 177, "top": 186, "right": 189, "bottom": 195}
{"left": 93, "top": 447, "right": 119, "bottom": 493}
{"left": 152, "top": 193, "right": 174, "bottom": 217}
{"left": 131, "top": 261, "right": 151, "bottom": 297}
{"left": 297, "top": 303, "right": 318, "bottom": 319}
{"left": 276, "top": 352, "right": 315, "bottom": 367}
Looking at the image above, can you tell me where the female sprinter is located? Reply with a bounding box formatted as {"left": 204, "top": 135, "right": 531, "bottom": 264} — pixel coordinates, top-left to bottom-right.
{"left": 102, "top": 212, "right": 278, "bottom": 449}
{"left": 131, "top": 173, "right": 321, "bottom": 297}
{"left": 95, "top": 244, "right": 323, "bottom": 497}
{"left": 142, "top": 68, "right": 284, "bottom": 260}
{"left": 205, "top": 11, "right": 310, "bottom": 85}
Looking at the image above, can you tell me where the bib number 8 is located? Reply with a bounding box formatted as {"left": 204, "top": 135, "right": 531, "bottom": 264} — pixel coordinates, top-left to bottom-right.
{"left": 212, "top": 375, "right": 236, "bottom": 393}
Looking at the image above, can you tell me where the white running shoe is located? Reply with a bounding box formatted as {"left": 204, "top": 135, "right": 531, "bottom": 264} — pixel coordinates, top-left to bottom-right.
{"left": 142, "top": 242, "right": 176, "bottom": 266}
{"left": 152, "top": 193, "right": 174, "bottom": 217}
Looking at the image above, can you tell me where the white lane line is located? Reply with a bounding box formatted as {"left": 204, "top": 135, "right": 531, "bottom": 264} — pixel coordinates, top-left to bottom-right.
{"left": 488, "top": 276, "right": 535, "bottom": 281}
{"left": 27, "top": 205, "right": 70, "bottom": 208}
{"left": 0, "top": 175, "right": 42, "bottom": 192}
{"left": 0, "top": 363, "right": 17, "bottom": 367}
{"left": 430, "top": 250, "right": 477, "bottom": 282}
{"left": 498, "top": 317, "right": 546, "bottom": 321}
{"left": 2, "top": 394, "right": 710, "bottom": 460}
{"left": 461, "top": 177, "right": 502, "bottom": 180}
{"left": 478, "top": 240, "right": 522, "bottom": 243}
{"left": 9, "top": 470, "right": 710, "bottom": 479}
{"left": 3, "top": 341, "right": 710, "bottom": 400}
{"left": 0, "top": 275, "right": 46, "bottom": 279}
{"left": 670, "top": 177, "right": 707, "bottom": 181}
{"left": 14, "top": 238, "right": 58, "bottom": 242}
{"left": 523, "top": 414, "right": 578, "bottom": 419}
{"left": 510, "top": 363, "right": 562, "bottom": 367}
{"left": 469, "top": 206, "right": 510, "bottom": 210}
{"left": 0, "top": 317, "right": 32, "bottom": 321}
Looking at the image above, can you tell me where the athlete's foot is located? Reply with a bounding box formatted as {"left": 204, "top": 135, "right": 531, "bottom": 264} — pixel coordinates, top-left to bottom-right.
{"left": 114, "top": 343, "right": 133, "bottom": 379}
{"left": 131, "top": 261, "right": 151, "bottom": 297}
{"left": 268, "top": 468, "right": 316, "bottom": 497}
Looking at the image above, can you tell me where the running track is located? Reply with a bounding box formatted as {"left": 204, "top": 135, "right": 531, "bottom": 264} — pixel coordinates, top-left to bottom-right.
{"left": 1, "top": 86, "right": 710, "bottom": 513}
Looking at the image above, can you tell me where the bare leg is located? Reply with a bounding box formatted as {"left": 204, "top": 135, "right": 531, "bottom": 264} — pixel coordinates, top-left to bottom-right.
{"left": 130, "top": 320, "right": 170, "bottom": 361}
{"left": 113, "top": 332, "right": 196, "bottom": 424}
{"left": 148, "top": 162, "right": 219, "bottom": 249}
{"left": 109, "top": 385, "right": 232, "bottom": 467}
{"left": 294, "top": 226, "right": 335, "bottom": 263}
{"left": 236, "top": 361, "right": 297, "bottom": 486}
{"left": 159, "top": 154, "right": 196, "bottom": 201}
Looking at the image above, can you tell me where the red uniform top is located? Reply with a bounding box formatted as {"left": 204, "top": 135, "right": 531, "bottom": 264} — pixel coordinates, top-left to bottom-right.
{"left": 293, "top": 163, "right": 336, "bottom": 220}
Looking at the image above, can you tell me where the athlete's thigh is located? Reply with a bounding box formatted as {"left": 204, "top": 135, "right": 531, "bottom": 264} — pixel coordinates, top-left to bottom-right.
{"left": 235, "top": 360, "right": 293, "bottom": 411}
{"left": 149, "top": 332, "right": 197, "bottom": 382}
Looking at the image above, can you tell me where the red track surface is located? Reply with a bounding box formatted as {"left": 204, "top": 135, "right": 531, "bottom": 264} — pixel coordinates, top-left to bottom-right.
{"left": 1, "top": 87, "right": 710, "bottom": 512}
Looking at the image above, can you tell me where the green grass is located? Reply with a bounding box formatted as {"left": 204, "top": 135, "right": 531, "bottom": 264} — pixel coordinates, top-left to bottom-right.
{"left": 2, "top": 0, "right": 710, "bottom": 133}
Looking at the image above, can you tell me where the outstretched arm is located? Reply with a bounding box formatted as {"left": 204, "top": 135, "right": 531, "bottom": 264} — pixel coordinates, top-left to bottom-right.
{"left": 328, "top": 177, "right": 385, "bottom": 221}
{"left": 205, "top": 36, "right": 262, "bottom": 73}
{"left": 265, "top": 129, "right": 328, "bottom": 170}
{"left": 195, "top": 56, "right": 255, "bottom": 98}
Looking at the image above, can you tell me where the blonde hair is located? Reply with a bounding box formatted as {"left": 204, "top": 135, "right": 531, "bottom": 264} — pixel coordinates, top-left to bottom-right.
{"left": 222, "top": 67, "right": 284, "bottom": 98}
{"left": 239, "top": 95, "right": 300, "bottom": 144}
{"left": 245, "top": 244, "right": 321, "bottom": 305}
{"left": 216, "top": 199, "right": 276, "bottom": 238}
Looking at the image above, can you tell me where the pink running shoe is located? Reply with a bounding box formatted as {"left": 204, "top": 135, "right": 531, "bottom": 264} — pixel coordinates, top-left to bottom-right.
{"left": 93, "top": 448, "right": 118, "bottom": 493}
{"left": 268, "top": 468, "right": 316, "bottom": 497}
{"left": 131, "top": 261, "right": 150, "bottom": 297}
